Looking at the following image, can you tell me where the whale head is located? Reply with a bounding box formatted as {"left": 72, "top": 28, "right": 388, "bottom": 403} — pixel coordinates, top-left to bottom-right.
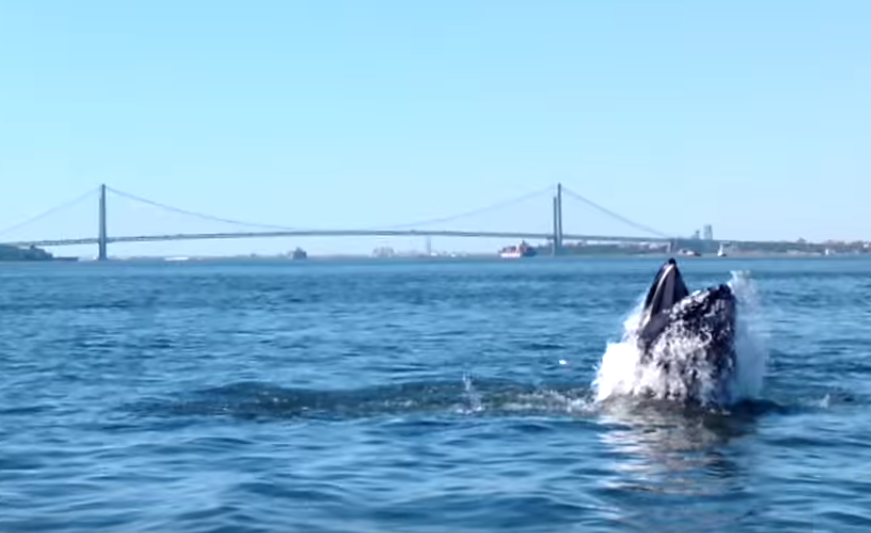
{"left": 633, "top": 259, "right": 739, "bottom": 405}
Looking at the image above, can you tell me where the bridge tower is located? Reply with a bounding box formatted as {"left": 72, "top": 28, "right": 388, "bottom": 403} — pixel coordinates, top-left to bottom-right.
{"left": 552, "top": 183, "right": 563, "bottom": 255}
{"left": 98, "top": 184, "right": 107, "bottom": 261}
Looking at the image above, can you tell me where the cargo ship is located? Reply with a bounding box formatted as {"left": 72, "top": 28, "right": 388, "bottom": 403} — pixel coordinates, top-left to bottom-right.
{"left": 499, "top": 241, "right": 537, "bottom": 258}
{"left": 0, "top": 244, "right": 77, "bottom": 262}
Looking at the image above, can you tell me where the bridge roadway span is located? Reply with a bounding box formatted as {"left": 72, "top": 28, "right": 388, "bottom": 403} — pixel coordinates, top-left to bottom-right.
{"left": 3, "top": 229, "right": 671, "bottom": 248}
{"left": 0, "top": 229, "right": 779, "bottom": 248}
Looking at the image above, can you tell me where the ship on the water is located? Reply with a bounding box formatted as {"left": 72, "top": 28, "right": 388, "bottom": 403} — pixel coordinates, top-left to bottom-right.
{"left": 0, "top": 244, "right": 77, "bottom": 262}
{"left": 291, "top": 247, "right": 308, "bottom": 260}
{"left": 499, "top": 241, "right": 537, "bottom": 258}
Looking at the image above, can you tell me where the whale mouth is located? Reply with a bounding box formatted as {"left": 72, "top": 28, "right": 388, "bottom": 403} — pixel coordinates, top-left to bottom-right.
{"left": 641, "top": 258, "right": 690, "bottom": 321}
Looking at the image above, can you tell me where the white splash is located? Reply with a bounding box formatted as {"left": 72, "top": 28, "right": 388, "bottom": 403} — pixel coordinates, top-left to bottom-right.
{"left": 592, "top": 270, "right": 769, "bottom": 406}
{"left": 727, "top": 269, "right": 769, "bottom": 401}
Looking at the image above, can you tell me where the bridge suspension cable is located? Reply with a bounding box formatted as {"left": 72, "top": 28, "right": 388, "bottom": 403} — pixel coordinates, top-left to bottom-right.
{"left": 561, "top": 185, "right": 673, "bottom": 239}
{"left": 368, "top": 185, "right": 554, "bottom": 230}
{"left": 106, "top": 186, "right": 307, "bottom": 232}
{"left": 0, "top": 186, "right": 100, "bottom": 239}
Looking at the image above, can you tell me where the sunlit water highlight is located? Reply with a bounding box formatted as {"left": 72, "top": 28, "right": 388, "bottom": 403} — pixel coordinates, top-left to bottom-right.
{"left": 0, "top": 257, "right": 868, "bottom": 532}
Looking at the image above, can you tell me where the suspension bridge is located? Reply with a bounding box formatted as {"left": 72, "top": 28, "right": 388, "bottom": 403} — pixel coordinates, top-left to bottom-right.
{"left": 0, "top": 183, "right": 770, "bottom": 260}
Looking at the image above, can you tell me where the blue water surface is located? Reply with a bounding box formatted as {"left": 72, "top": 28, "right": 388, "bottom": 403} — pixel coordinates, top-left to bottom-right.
{"left": 0, "top": 256, "right": 868, "bottom": 532}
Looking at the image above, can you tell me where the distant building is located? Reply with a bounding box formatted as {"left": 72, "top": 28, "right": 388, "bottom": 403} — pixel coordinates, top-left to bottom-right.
{"left": 703, "top": 224, "right": 713, "bottom": 240}
{"left": 372, "top": 246, "right": 395, "bottom": 258}
{"left": 691, "top": 229, "right": 701, "bottom": 240}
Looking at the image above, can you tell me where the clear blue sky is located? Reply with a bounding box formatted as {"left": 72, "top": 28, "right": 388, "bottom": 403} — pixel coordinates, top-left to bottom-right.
{"left": 0, "top": 0, "right": 868, "bottom": 257}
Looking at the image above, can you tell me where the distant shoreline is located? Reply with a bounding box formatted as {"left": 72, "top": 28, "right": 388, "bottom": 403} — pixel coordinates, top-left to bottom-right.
{"left": 1, "top": 247, "right": 868, "bottom": 264}
{"left": 12, "top": 251, "right": 863, "bottom": 264}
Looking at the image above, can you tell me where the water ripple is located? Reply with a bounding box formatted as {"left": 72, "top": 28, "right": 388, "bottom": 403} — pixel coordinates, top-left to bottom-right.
{"left": 0, "top": 258, "right": 866, "bottom": 531}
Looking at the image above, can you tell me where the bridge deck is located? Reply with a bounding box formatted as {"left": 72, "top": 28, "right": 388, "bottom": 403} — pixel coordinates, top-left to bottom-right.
{"left": 1, "top": 229, "right": 786, "bottom": 249}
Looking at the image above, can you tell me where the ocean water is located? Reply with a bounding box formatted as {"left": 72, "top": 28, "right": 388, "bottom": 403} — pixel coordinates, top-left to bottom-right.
{"left": 0, "top": 256, "right": 868, "bottom": 532}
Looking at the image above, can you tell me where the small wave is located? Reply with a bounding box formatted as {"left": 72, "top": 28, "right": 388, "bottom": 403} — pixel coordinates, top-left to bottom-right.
{"left": 591, "top": 269, "right": 770, "bottom": 408}
{"left": 127, "top": 378, "right": 596, "bottom": 422}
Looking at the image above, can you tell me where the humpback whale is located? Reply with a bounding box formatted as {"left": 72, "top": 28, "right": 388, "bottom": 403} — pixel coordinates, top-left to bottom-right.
{"left": 633, "top": 258, "right": 738, "bottom": 405}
